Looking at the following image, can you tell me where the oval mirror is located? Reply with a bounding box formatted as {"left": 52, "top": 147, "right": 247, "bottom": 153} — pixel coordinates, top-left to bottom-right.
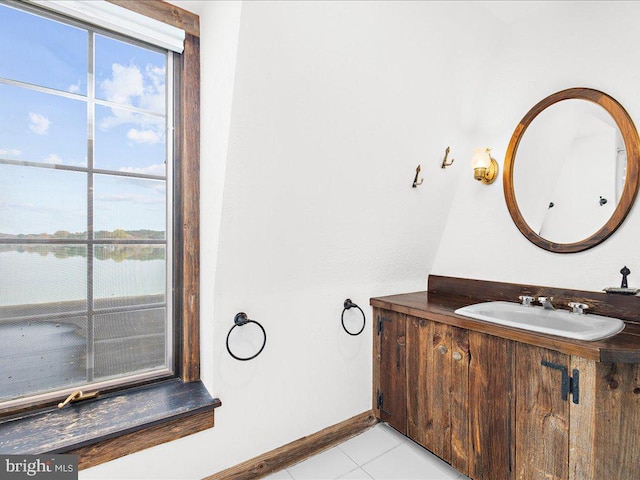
{"left": 504, "top": 88, "right": 640, "bottom": 253}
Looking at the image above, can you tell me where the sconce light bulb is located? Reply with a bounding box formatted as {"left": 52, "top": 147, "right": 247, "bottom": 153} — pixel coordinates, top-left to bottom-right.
{"left": 471, "top": 148, "right": 491, "bottom": 169}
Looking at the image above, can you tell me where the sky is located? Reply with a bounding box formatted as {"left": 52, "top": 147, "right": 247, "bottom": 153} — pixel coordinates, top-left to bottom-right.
{"left": 0, "top": 3, "right": 168, "bottom": 236}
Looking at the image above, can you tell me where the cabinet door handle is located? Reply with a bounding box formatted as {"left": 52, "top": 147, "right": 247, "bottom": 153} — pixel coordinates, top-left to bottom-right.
{"left": 541, "top": 360, "right": 579, "bottom": 404}
{"left": 452, "top": 351, "right": 462, "bottom": 361}
{"left": 437, "top": 345, "right": 448, "bottom": 355}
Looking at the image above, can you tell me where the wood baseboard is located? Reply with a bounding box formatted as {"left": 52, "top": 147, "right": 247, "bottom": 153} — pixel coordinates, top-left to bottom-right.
{"left": 204, "top": 410, "right": 378, "bottom": 480}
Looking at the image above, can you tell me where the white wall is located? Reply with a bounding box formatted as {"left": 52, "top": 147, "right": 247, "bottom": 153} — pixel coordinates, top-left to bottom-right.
{"left": 432, "top": 1, "right": 640, "bottom": 292}
{"left": 81, "top": 1, "right": 497, "bottom": 479}
{"left": 81, "top": 2, "right": 640, "bottom": 479}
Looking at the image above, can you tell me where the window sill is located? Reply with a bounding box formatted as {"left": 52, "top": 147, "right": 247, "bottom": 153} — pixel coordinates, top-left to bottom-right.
{"left": 0, "top": 380, "right": 221, "bottom": 469}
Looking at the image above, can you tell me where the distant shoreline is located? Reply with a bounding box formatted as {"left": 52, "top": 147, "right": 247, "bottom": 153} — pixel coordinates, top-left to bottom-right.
{"left": 0, "top": 245, "right": 165, "bottom": 261}
{"left": 0, "top": 229, "right": 165, "bottom": 240}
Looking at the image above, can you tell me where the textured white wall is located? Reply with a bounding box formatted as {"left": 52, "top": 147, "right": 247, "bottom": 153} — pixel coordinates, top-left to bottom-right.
{"left": 81, "top": 1, "right": 495, "bottom": 478}
{"left": 81, "top": 2, "right": 640, "bottom": 479}
{"left": 205, "top": 0, "right": 494, "bottom": 474}
{"left": 431, "top": 1, "right": 640, "bottom": 293}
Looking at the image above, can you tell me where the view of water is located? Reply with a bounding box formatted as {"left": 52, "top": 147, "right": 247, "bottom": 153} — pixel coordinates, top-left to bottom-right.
{"left": 0, "top": 250, "right": 166, "bottom": 307}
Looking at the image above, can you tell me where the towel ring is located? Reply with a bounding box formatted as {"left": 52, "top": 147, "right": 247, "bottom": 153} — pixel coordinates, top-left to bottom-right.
{"left": 341, "top": 299, "right": 366, "bottom": 336}
{"left": 226, "top": 312, "right": 267, "bottom": 361}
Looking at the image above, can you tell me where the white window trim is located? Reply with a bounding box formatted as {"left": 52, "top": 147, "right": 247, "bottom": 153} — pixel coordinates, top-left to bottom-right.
{"left": 24, "top": 0, "right": 185, "bottom": 52}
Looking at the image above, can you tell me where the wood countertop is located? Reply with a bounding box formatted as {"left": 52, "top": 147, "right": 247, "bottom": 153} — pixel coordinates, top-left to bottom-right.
{"left": 370, "top": 276, "right": 640, "bottom": 363}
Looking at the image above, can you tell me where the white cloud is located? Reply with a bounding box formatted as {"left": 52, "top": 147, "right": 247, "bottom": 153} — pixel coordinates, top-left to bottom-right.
{"left": 0, "top": 200, "right": 67, "bottom": 214}
{"left": 43, "top": 154, "right": 63, "bottom": 165}
{"left": 96, "top": 193, "right": 164, "bottom": 205}
{"left": 141, "top": 65, "right": 166, "bottom": 113}
{"left": 98, "top": 62, "right": 166, "bottom": 135}
{"left": 68, "top": 81, "right": 82, "bottom": 94}
{"left": 97, "top": 193, "right": 139, "bottom": 202}
{"left": 98, "top": 109, "right": 165, "bottom": 149}
{"left": 29, "top": 112, "right": 51, "bottom": 135}
{"left": 99, "top": 108, "right": 136, "bottom": 130}
{"left": 97, "top": 61, "right": 167, "bottom": 155}
{"left": 0, "top": 148, "right": 21, "bottom": 156}
{"left": 119, "top": 163, "right": 165, "bottom": 176}
{"left": 99, "top": 63, "right": 165, "bottom": 112}
{"left": 127, "top": 128, "right": 163, "bottom": 145}
{"left": 146, "top": 65, "right": 165, "bottom": 89}
{"left": 100, "top": 63, "right": 144, "bottom": 105}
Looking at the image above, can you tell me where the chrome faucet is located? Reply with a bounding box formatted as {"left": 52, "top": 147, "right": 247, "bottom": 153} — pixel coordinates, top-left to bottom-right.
{"left": 518, "top": 295, "right": 535, "bottom": 307}
{"left": 538, "top": 296, "right": 555, "bottom": 310}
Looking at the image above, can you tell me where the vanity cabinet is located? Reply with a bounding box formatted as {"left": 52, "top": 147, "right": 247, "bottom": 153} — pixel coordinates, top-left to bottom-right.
{"left": 376, "top": 311, "right": 514, "bottom": 479}
{"left": 405, "top": 316, "right": 469, "bottom": 471}
{"left": 514, "top": 347, "right": 640, "bottom": 479}
{"left": 372, "top": 309, "right": 406, "bottom": 435}
{"left": 372, "top": 285, "right": 640, "bottom": 480}
{"left": 467, "top": 330, "right": 514, "bottom": 480}
{"left": 514, "top": 344, "right": 571, "bottom": 480}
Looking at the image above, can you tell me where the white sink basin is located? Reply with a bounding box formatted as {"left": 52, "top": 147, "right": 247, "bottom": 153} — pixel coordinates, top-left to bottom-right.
{"left": 454, "top": 301, "right": 625, "bottom": 341}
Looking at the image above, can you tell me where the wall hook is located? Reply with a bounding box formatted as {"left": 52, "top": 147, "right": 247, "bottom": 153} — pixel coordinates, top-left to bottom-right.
{"left": 441, "top": 146, "right": 455, "bottom": 169}
{"left": 412, "top": 165, "right": 424, "bottom": 188}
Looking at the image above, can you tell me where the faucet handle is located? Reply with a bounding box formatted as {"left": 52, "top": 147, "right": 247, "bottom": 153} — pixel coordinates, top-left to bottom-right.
{"left": 519, "top": 295, "right": 535, "bottom": 306}
{"left": 568, "top": 302, "right": 589, "bottom": 314}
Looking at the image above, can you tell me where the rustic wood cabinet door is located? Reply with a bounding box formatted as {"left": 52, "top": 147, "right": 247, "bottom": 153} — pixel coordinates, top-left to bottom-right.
{"left": 407, "top": 316, "right": 452, "bottom": 461}
{"left": 373, "top": 308, "right": 406, "bottom": 434}
{"left": 468, "top": 332, "right": 515, "bottom": 480}
{"left": 515, "top": 343, "right": 570, "bottom": 480}
{"left": 450, "top": 326, "right": 470, "bottom": 475}
{"left": 406, "top": 316, "right": 470, "bottom": 475}
{"left": 569, "top": 359, "right": 640, "bottom": 480}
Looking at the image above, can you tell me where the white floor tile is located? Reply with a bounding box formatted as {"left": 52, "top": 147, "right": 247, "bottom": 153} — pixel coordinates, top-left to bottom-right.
{"left": 337, "top": 467, "right": 374, "bottom": 479}
{"left": 288, "top": 446, "right": 358, "bottom": 480}
{"left": 375, "top": 423, "right": 409, "bottom": 444}
{"left": 362, "top": 444, "right": 460, "bottom": 480}
{"left": 262, "top": 423, "right": 468, "bottom": 480}
{"left": 262, "top": 469, "right": 294, "bottom": 480}
{"left": 404, "top": 440, "right": 465, "bottom": 478}
{"left": 339, "top": 424, "right": 402, "bottom": 465}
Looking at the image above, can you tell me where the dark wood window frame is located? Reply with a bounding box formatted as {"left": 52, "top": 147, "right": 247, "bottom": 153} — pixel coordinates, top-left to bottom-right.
{"left": 0, "top": 1, "right": 220, "bottom": 469}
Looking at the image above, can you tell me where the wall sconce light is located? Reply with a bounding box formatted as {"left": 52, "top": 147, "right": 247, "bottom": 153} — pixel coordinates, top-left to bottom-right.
{"left": 472, "top": 147, "right": 499, "bottom": 184}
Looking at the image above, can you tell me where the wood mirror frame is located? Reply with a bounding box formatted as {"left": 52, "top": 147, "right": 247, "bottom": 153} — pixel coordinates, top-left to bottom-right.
{"left": 504, "top": 88, "right": 640, "bottom": 253}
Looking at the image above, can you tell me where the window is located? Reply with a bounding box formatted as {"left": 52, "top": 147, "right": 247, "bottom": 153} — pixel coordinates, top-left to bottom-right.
{"left": 0, "top": 1, "right": 177, "bottom": 409}
{"left": 0, "top": 1, "right": 215, "bottom": 468}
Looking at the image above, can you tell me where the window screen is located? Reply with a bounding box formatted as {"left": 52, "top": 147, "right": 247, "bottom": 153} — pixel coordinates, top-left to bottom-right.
{"left": 0, "top": 2, "right": 173, "bottom": 406}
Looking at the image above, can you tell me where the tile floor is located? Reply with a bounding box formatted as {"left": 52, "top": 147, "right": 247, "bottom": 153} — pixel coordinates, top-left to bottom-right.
{"left": 263, "top": 423, "right": 471, "bottom": 480}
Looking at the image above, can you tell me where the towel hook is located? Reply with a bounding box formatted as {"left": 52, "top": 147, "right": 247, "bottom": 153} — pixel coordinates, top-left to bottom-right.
{"left": 341, "top": 299, "right": 366, "bottom": 336}
{"left": 412, "top": 165, "right": 424, "bottom": 188}
{"left": 441, "top": 146, "right": 455, "bottom": 168}
{"left": 226, "top": 312, "right": 267, "bottom": 361}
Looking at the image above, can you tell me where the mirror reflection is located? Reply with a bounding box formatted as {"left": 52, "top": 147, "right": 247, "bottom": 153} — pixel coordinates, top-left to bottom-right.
{"left": 513, "top": 99, "right": 627, "bottom": 244}
{"left": 504, "top": 88, "right": 640, "bottom": 253}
